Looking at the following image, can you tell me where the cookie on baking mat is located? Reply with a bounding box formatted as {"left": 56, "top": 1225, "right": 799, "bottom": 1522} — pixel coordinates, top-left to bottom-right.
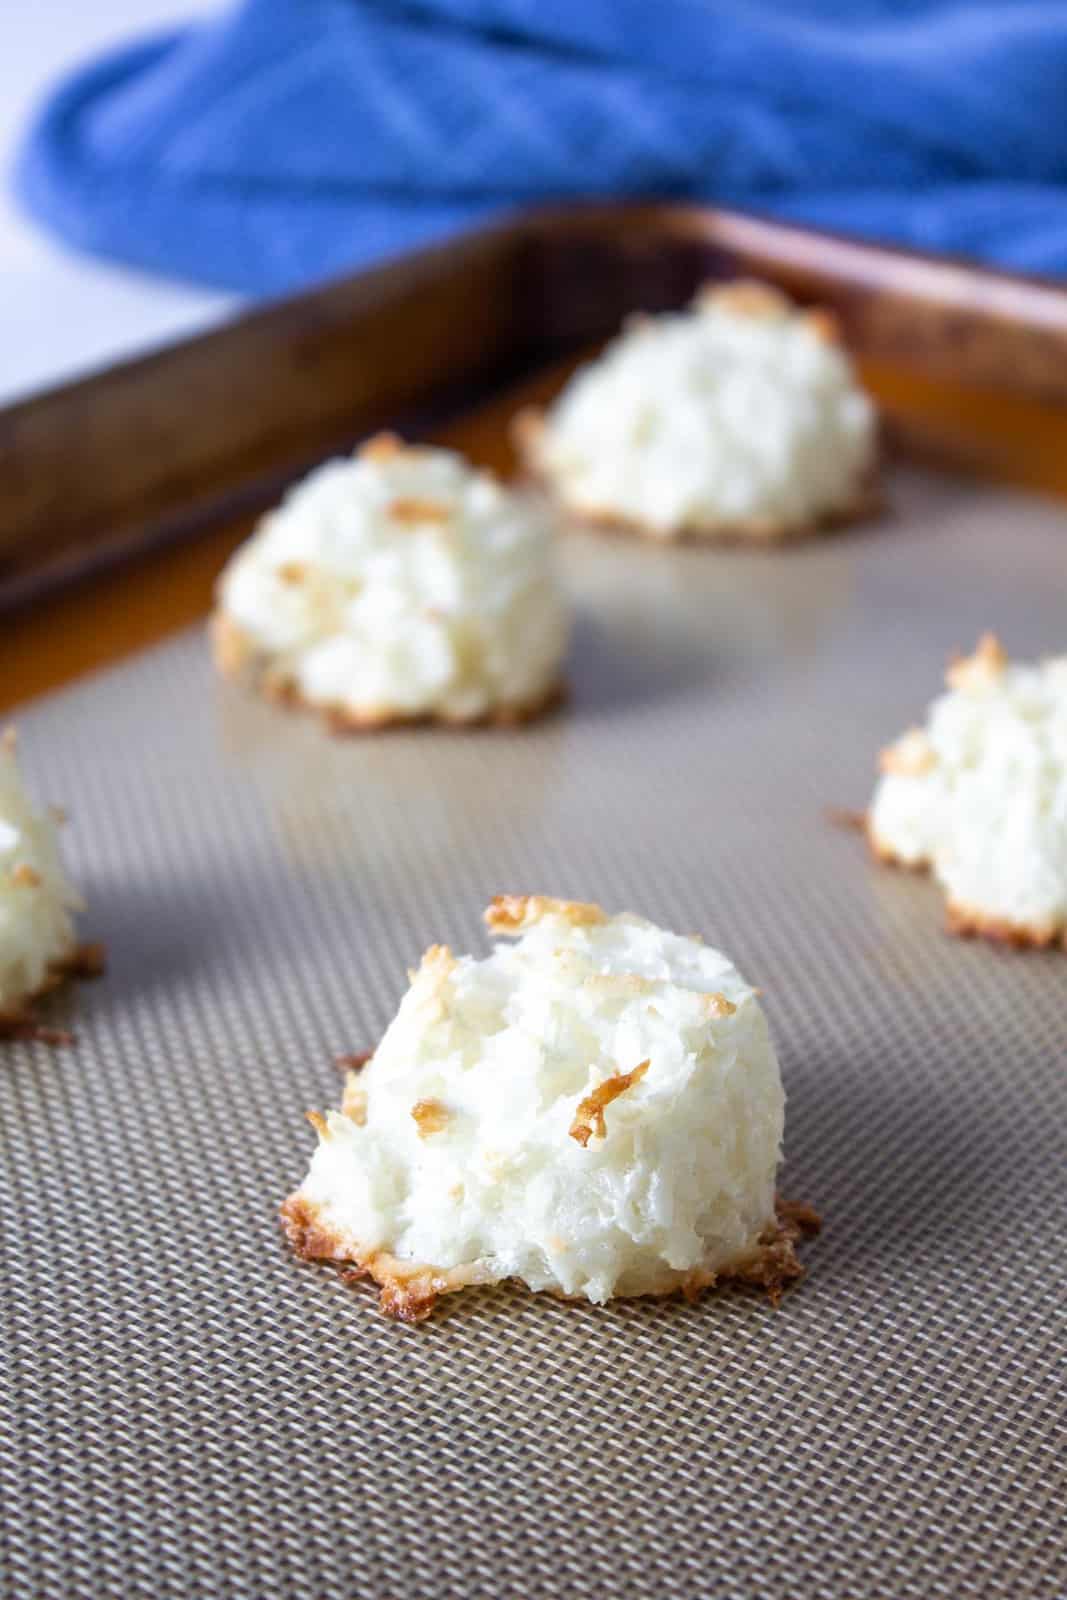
{"left": 283, "top": 894, "right": 817, "bottom": 1322}
{"left": 869, "top": 634, "right": 1067, "bottom": 947}
{"left": 213, "top": 435, "right": 569, "bottom": 730}
{"left": 0, "top": 730, "right": 101, "bottom": 1042}
{"left": 516, "top": 280, "right": 878, "bottom": 543}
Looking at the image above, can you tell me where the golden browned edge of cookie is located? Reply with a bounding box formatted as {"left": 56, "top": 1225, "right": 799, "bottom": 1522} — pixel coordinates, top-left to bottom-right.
{"left": 945, "top": 632, "right": 1008, "bottom": 693}
{"left": 280, "top": 1190, "right": 821, "bottom": 1326}
{"left": 0, "top": 941, "right": 107, "bottom": 1044}
{"left": 211, "top": 612, "right": 567, "bottom": 731}
{"left": 484, "top": 893, "right": 608, "bottom": 935}
{"left": 944, "top": 901, "right": 1065, "bottom": 950}
{"left": 511, "top": 410, "right": 884, "bottom": 548}
{"left": 864, "top": 814, "right": 1066, "bottom": 950}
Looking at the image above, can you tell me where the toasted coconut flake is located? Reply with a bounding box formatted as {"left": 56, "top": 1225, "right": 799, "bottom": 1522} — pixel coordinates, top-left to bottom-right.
{"left": 485, "top": 894, "right": 607, "bottom": 935}
{"left": 410, "top": 944, "right": 456, "bottom": 1001}
{"left": 411, "top": 1098, "right": 452, "bottom": 1137}
{"left": 11, "top": 864, "right": 41, "bottom": 888}
{"left": 946, "top": 633, "right": 1008, "bottom": 693}
{"left": 879, "top": 727, "right": 936, "bottom": 778}
{"left": 696, "top": 278, "right": 791, "bottom": 319}
{"left": 343, "top": 1088, "right": 368, "bottom": 1126}
{"left": 306, "top": 1110, "right": 330, "bottom": 1140}
{"left": 703, "top": 991, "right": 737, "bottom": 1018}
{"left": 277, "top": 561, "right": 307, "bottom": 585}
{"left": 360, "top": 431, "right": 404, "bottom": 461}
{"left": 409, "top": 943, "right": 455, "bottom": 983}
{"left": 420, "top": 943, "right": 454, "bottom": 970}
{"left": 389, "top": 497, "right": 450, "bottom": 526}
{"left": 570, "top": 1060, "right": 650, "bottom": 1148}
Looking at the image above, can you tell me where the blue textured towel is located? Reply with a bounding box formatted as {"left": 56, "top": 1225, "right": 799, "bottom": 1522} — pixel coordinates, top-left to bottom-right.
{"left": 16, "top": 0, "right": 1067, "bottom": 295}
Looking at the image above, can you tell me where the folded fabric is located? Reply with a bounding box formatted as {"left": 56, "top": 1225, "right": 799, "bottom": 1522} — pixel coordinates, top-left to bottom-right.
{"left": 16, "top": 0, "right": 1067, "bottom": 296}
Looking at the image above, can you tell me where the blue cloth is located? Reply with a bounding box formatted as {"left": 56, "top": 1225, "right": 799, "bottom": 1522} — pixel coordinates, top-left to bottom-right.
{"left": 16, "top": 0, "right": 1067, "bottom": 295}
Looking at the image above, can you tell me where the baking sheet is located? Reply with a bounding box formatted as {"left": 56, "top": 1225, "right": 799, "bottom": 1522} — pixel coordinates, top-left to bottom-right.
{"left": 3, "top": 464, "right": 1065, "bottom": 1599}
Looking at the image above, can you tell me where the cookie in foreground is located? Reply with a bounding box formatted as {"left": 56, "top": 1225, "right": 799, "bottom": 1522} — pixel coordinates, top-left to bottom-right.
{"left": 282, "top": 895, "right": 818, "bottom": 1322}
{"left": 0, "top": 730, "right": 103, "bottom": 1043}
{"left": 213, "top": 435, "right": 570, "bottom": 730}
{"left": 515, "top": 279, "right": 879, "bottom": 544}
{"left": 868, "top": 634, "right": 1067, "bottom": 947}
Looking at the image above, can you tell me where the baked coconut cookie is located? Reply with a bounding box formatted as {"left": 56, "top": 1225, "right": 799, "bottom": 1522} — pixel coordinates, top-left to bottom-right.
{"left": 283, "top": 895, "right": 818, "bottom": 1322}
{"left": 869, "top": 634, "right": 1067, "bottom": 947}
{"left": 515, "top": 279, "right": 878, "bottom": 543}
{"left": 0, "top": 730, "right": 100, "bottom": 1039}
{"left": 213, "top": 435, "right": 569, "bottom": 730}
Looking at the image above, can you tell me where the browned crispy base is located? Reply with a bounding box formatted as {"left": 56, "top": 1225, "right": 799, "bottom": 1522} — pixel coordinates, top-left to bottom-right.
{"left": 943, "top": 901, "right": 1065, "bottom": 949}
{"left": 512, "top": 409, "right": 884, "bottom": 548}
{"left": 212, "top": 613, "right": 566, "bottom": 731}
{"left": 281, "top": 1191, "right": 821, "bottom": 1325}
{"left": 0, "top": 941, "right": 107, "bottom": 1045}
{"left": 863, "top": 815, "right": 1066, "bottom": 949}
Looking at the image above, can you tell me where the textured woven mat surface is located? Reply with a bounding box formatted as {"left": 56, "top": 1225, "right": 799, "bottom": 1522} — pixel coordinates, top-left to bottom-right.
{"left": 3, "top": 467, "right": 1065, "bottom": 1599}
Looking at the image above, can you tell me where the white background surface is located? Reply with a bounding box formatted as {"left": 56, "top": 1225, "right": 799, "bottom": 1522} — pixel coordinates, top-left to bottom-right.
{"left": 0, "top": 0, "right": 238, "bottom": 406}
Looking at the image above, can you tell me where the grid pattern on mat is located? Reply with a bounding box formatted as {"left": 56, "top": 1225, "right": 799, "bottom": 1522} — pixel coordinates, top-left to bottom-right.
{"left": 2, "top": 467, "right": 1065, "bottom": 1599}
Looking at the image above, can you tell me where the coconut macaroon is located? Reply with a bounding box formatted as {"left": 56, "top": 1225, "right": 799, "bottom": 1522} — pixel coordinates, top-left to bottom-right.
{"left": 0, "top": 730, "right": 96, "bottom": 1035}
{"left": 869, "top": 634, "right": 1067, "bottom": 947}
{"left": 283, "top": 895, "right": 818, "bottom": 1322}
{"left": 213, "top": 435, "right": 569, "bottom": 729}
{"left": 515, "top": 279, "right": 878, "bottom": 543}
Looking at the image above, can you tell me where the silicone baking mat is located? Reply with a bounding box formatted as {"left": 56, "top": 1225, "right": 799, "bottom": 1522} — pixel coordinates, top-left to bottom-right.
{"left": 2, "top": 465, "right": 1064, "bottom": 1599}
